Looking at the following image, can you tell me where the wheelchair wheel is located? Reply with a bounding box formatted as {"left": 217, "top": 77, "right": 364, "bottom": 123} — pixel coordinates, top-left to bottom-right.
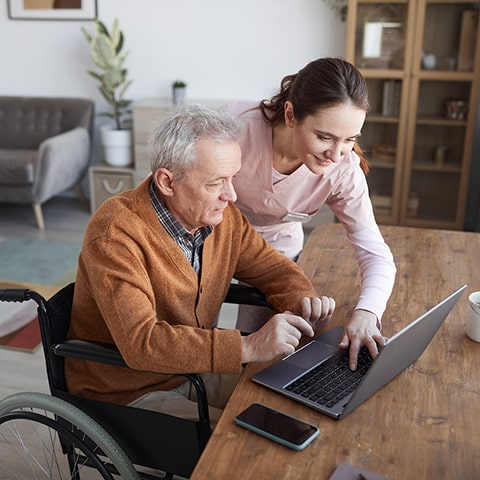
{"left": 0, "top": 392, "right": 140, "bottom": 479}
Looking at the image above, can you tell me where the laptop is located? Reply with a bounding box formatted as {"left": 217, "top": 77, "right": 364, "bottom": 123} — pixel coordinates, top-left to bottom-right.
{"left": 252, "top": 285, "right": 466, "bottom": 419}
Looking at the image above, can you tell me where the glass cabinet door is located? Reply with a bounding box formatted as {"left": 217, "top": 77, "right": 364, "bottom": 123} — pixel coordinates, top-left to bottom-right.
{"left": 360, "top": 77, "right": 408, "bottom": 223}
{"left": 345, "top": 0, "right": 416, "bottom": 224}
{"left": 401, "top": 0, "right": 479, "bottom": 228}
{"left": 352, "top": 1, "right": 410, "bottom": 70}
{"left": 418, "top": 2, "right": 478, "bottom": 73}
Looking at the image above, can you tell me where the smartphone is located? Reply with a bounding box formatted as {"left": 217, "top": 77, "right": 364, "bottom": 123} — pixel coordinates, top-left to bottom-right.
{"left": 234, "top": 403, "right": 320, "bottom": 450}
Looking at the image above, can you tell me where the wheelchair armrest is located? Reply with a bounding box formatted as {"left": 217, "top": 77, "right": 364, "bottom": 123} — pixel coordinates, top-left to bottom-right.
{"left": 52, "top": 339, "right": 127, "bottom": 367}
{"left": 224, "top": 283, "right": 273, "bottom": 308}
{"left": 52, "top": 339, "right": 210, "bottom": 423}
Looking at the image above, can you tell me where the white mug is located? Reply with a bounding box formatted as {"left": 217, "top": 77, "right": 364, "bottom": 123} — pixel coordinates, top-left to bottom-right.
{"left": 466, "top": 291, "right": 480, "bottom": 342}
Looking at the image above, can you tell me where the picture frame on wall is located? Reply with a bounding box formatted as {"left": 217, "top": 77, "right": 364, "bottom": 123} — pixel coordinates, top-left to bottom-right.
{"left": 7, "top": 0, "right": 97, "bottom": 21}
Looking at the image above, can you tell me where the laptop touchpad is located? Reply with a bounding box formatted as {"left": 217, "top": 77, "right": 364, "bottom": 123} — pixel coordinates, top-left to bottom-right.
{"left": 285, "top": 341, "right": 339, "bottom": 369}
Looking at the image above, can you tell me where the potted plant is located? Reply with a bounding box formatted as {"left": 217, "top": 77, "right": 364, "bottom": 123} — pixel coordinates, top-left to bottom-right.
{"left": 172, "top": 80, "right": 187, "bottom": 106}
{"left": 82, "top": 18, "right": 133, "bottom": 166}
{"left": 323, "top": 0, "right": 347, "bottom": 20}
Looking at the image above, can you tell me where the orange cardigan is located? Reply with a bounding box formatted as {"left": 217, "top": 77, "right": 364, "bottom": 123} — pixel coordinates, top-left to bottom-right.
{"left": 66, "top": 178, "right": 317, "bottom": 405}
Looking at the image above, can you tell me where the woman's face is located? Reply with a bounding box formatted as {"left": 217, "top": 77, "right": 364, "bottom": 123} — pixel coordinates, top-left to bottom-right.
{"left": 285, "top": 101, "right": 366, "bottom": 175}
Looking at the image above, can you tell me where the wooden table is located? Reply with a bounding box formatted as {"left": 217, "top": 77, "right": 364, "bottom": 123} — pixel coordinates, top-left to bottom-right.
{"left": 191, "top": 224, "right": 480, "bottom": 480}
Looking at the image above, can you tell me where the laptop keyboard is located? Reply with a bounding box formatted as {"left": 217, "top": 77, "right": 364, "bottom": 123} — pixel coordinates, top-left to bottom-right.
{"left": 285, "top": 347, "right": 373, "bottom": 408}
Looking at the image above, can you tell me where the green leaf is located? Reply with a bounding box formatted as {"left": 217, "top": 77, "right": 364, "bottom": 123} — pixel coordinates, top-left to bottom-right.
{"left": 96, "top": 20, "right": 109, "bottom": 37}
{"left": 116, "top": 31, "right": 124, "bottom": 55}
{"left": 82, "top": 17, "right": 133, "bottom": 128}
{"left": 91, "top": 35, "right": 116, "bottom": 69}
{"left": 104, "top": 67, "right": 124, "bottom": 90}
{"left": 81, "top": 27, "right": 92, "bottom": 43}
{"left": 117, "top": 51, "right": 129, "bottom": 67}
{"left": 98, "top": 112, "right": 115, "bottom": 120}
{"left": 87, "top": 70, "right": 103, "bottom": 82}
{"left": 111, "top": 18, "right": 122, "bottom": 51}
{"left": 118, "top": 80, "right": 133, "bottom": 100}
{"left": 117, "top": 99, "right": 132, "bottom": 109}
{"left": 99, "top": 86, "right": 115, "bottom": 105}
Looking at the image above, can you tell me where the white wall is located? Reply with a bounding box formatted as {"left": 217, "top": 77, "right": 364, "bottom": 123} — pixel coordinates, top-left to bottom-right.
{"left": 0, "top": 0, "right": 345, "bottom": 170}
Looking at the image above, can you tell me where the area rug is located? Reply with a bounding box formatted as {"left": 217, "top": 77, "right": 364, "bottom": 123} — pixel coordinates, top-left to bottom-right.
{"left": 0, "top": 317, "right": 41, "bottom": 353}
{"left": 0, "top": 235, "right": 80, "bottom": 352}
{"left": 0, "top": 236, "right": 81, "bottom": 285}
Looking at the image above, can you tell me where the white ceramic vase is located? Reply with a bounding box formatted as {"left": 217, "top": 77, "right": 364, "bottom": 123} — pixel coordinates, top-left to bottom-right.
{"left": 422, "top": 52, "right": 437, "bottom": 70}
{"left": 101, "top": 127, "right": 133, "bottom": 167}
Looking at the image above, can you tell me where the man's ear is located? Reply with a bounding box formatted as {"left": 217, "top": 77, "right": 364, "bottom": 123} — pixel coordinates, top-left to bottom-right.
{"left": 153, "top": 168, "right": 175, "bottom": 197}
{"left": 284, "top": 101, "right": 296, "bottom": 128}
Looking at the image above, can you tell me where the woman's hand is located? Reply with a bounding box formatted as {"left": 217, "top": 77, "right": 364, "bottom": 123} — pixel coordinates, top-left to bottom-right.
{"left": 338, "top": 309, "right": 386, "bottom": 370}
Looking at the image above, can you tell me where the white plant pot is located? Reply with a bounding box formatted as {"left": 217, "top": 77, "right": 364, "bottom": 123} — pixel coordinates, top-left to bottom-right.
{"left": 173, "top": 87, "right": 187, "bottom": 106}
{"left": 101, "top": 127, "right": 133, "bottom": 167}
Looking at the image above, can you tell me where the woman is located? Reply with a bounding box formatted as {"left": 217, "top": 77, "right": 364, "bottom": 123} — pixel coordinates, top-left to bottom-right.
{"left": 222, "top": 57, "right": 396, "bottom": 370}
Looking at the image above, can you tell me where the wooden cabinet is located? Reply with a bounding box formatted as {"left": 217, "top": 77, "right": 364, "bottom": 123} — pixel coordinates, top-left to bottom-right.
{"left": 89, "top": 163, "right": 135, "bottom": 212}
{"left": 132, "top": 99, "right": 174, "bottom": 184}
{"left": 345, "top": 0, "right": 480, "bottom": 229}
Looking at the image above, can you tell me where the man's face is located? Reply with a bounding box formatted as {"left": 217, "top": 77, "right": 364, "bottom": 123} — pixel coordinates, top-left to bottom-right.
{"left": 161, "top": 138, "right": 241, "bottom": 233}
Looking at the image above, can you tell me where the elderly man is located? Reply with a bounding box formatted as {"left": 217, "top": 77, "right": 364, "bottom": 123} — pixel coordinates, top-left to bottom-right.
{"left": 66, "top": 105, "right": 335, "bottom": 424}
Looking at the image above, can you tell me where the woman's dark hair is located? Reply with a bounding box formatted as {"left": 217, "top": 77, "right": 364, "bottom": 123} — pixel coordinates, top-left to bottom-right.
{"left": 260, "top": 57, "right": 370, "bottom": 174}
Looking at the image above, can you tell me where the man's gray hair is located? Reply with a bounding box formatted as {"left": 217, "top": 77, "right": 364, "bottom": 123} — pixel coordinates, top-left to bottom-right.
{"left": 148, "top": 104, "right": 243, "bottom": 182}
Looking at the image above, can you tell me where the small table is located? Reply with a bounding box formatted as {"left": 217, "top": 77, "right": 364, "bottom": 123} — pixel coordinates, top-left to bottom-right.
{"left": 191, "top": 224, "right": 480, "bottom": 479}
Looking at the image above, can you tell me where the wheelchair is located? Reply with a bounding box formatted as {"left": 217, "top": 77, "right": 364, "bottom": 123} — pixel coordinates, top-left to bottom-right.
{"left": 0, "top": 282, "right": 270, "bottom": 479}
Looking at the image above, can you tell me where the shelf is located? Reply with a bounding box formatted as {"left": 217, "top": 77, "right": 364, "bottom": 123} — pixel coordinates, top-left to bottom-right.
{"left": 369, "top": 159, "right": 397, "bottom": 168}
{"left": 417, "top": 70, "right": 476, "bottom": 80}
{"left": 358, "top": 68, "right": 406, "bottom": 78}
{"left": 358, "top": 0, "right": 409, "bottom": 4}
{"left": 401, "top": 217, "right": 460, "bottom": 229}
{"left": 415, "top": 116, "right": 467, "bottom": 126}
{"left": 367, "top": 114, "right": 400, "bottom": 123}
{"left": 411, "top": 161, "right": 462, "bottom": 172}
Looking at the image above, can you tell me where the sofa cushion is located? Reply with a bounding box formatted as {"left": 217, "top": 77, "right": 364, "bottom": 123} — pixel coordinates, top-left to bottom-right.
{"left": 0, "top": 149, "right": 37, "bottom": 185}
{"left": 0, "top": 96, "right": 94, "bottom": 149}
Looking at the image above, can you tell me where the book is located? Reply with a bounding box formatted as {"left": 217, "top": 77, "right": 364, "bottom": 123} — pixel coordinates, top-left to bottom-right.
{"left": 458, "top": 9, "right": 479, "bottom": 71}
{"left": 382, "top": 80, "right": 401, "bottom": 117}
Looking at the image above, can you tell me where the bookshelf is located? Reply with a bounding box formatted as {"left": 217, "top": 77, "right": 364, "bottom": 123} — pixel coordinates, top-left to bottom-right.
{"left": 345, "top": 0, "right": 480, "bottom": 229}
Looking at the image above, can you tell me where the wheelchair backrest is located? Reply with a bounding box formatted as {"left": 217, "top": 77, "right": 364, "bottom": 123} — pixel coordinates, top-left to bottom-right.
{"left": 38, "top": 282, "right": 75, "bottom": 393}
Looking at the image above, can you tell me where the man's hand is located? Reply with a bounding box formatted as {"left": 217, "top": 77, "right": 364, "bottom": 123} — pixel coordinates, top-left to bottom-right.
{"left": 241, "top": 313, "right": 314, "bottom": 364}
{"left": 338, "top": 309, "right": 386, "bottom": 370}
{"left": 295, "top": 296, "right": 335, "bottom": 331}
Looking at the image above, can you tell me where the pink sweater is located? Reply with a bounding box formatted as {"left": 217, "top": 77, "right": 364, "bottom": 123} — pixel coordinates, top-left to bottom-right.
{"left": 221, "top": 101, "right": 396, "bottom": 321}
{"left": 66, "top": 178, "right": 317, "bottom": 405}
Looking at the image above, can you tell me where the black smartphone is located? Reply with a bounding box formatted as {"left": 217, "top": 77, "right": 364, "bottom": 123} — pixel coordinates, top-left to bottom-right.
{"left": 234, "top": 403, "right": 320, "bottom": 450}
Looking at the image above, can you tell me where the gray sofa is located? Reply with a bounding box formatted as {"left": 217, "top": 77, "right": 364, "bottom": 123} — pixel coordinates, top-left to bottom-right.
{"left": 0, "top": 96, "right": 94, "bottom": 229}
